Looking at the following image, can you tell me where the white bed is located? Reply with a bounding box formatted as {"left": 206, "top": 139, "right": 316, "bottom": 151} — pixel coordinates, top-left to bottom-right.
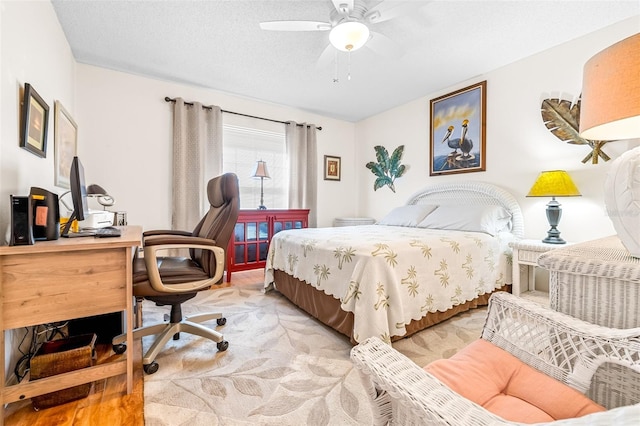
{"left": 264, "top": 182, "right": 524, "bottom": 343}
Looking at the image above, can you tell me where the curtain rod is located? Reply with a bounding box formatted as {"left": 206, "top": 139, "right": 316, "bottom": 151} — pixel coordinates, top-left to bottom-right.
{"left": 164, "top": 97, "right": 322, "bottom": 131}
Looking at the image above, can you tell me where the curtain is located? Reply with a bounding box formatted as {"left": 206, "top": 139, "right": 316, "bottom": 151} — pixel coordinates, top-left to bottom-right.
{"left": 286, "top": 122, "right": 318, "bottom": 227}
{"left": 172, "top": 98, "right": 222, "bottom": 231}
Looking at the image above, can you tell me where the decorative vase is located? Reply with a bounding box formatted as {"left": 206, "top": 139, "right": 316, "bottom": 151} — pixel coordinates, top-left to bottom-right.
{"left": 604, "top": 146, "right": 640, "bottom": 257}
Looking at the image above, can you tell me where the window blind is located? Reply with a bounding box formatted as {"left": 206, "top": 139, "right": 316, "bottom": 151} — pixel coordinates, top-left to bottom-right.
{"left": 222, "top": 124, "right": 287, "bottom": 210}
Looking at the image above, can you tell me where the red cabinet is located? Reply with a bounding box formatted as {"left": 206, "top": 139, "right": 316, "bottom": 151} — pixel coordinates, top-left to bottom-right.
{"left": 226, "top": 209, "right": 309, "bottom": 282}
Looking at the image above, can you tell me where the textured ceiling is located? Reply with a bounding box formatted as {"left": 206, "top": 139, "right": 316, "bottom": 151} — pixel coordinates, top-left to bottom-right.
{"left": 51, "top": 0, "right": 639, "bottom": 122}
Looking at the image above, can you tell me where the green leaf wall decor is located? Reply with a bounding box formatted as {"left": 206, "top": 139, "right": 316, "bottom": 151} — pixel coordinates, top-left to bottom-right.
{"left": 365, "top": 145, "right": 407, "bottom": 192}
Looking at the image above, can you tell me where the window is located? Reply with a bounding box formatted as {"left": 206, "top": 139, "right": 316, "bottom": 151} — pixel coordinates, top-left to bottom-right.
{"left": 222, "top": 117, "right": 287, "bottom": 210}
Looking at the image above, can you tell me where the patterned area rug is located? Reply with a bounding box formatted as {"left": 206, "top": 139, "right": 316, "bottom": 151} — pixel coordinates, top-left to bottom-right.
{"left": 142, "top": 279, "right": 488, "bottom": 425}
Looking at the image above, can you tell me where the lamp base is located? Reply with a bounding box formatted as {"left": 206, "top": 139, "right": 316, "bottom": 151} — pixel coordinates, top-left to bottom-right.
{"left": 257, "top": 205, "right": 267, "bottom": 210}
{"left": 543, "top": 198, "right": 566, "bottom": 244}
{"left": 542, "top": 234, "right": 566, "bottom": 244}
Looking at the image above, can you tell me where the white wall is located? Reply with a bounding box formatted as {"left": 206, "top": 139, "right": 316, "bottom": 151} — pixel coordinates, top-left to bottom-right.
{"left": 75, "top": 65, "right": 357, "bottom": 229}
{"left": 0, "top": 0, "right": 76, "bottom": 239}
{"left": 355, "top": 17, "right": 640, "bottom": 244}
{"left": 0, "top": 0, "right": 76, "bottom": 382}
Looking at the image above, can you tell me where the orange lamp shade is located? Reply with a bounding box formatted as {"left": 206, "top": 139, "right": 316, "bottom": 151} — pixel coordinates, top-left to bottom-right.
{"left": 579, "top": 33, "right": 640, "bottom": 141}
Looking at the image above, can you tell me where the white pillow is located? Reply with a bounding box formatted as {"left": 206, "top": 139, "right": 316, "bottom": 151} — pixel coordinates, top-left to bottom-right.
{"left": 417, "top": 205, "right": 512, "bottom": 236}
{"left": 377, "top": 204, "right": 439, "bottom": 227}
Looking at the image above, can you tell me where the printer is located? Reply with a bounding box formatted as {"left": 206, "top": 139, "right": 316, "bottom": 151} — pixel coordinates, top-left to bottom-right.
{"left": 79, "top": 210, "right": 115, "bottom": 229}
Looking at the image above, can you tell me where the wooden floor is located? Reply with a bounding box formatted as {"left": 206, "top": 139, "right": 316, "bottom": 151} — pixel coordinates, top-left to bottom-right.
{"left": 4, "top": 340, "right": 144, "bottom": 426}
{"left": 4, "top": 270, "right": 262, "bottom": 426}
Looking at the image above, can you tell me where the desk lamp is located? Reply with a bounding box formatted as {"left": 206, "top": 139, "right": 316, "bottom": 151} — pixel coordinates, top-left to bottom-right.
{"left": 251, "top": 160, "right": 270, "bottom": 210}
{"left": 579, "top": 33, "right": 640, "bottom": 257}
{"left": 527, "top": 170, "right": 581, "bottom": 244}
{"left": 87, "top": 184, "right": 115, "bottom": 210}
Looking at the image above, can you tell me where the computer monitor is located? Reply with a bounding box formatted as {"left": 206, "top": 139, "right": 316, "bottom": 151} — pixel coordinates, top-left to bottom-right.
{"left": 61, "top": 156, "right": 89, "bottom": 237}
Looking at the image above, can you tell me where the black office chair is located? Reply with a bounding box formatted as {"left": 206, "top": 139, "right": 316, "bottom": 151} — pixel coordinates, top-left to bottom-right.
{"left": 113, "top": 173, "right": 240, "bottom": 374}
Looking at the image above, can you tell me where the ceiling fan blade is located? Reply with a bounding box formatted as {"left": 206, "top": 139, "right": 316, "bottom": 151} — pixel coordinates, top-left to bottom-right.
{"left": 365, "top": 1, "right": 429, "bottom": 24}
{"left": 317, "top": 44, "right": 336, "bottom": 69}
{"left": 366, "top": 31, "right": 403, "bottom": 58}
{"left": 259, "top": 21, "right": 331, "bottom": 31}
{"left": 331, "top": 0, "right": 354, "bottom": 16}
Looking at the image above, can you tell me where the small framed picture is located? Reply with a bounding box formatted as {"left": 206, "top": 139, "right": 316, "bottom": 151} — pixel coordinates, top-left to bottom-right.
{"left": 324, "top": 155, "right": 341, "bottom": 181}
{"left": 20, "top": 83, "right": 50, "bottom": 158}
{"left": 54, "top": 101, "right": 78, "bottom": 189}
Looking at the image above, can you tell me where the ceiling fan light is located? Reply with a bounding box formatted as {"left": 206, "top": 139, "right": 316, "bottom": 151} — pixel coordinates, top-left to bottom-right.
{"left": 329, "top": 21, "right": 370, "bottom": 52}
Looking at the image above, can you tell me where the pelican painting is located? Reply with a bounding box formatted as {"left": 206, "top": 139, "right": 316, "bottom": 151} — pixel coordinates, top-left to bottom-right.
{"left": 429, "top": 81, "right": 486, "bottom": 176}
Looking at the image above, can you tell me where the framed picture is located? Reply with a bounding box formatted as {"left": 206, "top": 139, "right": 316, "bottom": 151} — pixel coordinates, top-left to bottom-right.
{"left": 429, "top": 81, "right": 486, "bottom": 176}
{"left": 54, "top": 101, "right": 78, "bottom": 188}
{"left": 20, "top": 83, "right": 50, "bottom": 158}
{"left": 324, "top": 155, "right": 341, "bottom": 181}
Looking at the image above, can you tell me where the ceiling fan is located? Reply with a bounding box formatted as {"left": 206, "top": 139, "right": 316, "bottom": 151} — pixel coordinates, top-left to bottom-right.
{"left": 259, "top": 0, "right": 416, "bottom": 55}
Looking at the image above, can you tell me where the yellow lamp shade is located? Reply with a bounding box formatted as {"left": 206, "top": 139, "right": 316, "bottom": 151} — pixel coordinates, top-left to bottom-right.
{"left": 527, "top": 170, "right": 581, "bottom": 198}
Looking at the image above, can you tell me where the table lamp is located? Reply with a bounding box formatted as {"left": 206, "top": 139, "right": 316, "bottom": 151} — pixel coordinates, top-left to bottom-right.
{"left": 579, "top": 33, "right": 640, "bottom": 257}
{"left": 251, "top": 160, "right": 270, "bottom": 210}
{"left": 527, "top": 170, "right": 581, "bottom": 244}
{"left": 87, "top": 184, "right": 115, "bottom": 210}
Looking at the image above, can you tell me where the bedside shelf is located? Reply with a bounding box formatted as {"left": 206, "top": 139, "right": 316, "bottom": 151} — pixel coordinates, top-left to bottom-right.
{"left": 509, "top": 239, "right": 572, "bottom": 297}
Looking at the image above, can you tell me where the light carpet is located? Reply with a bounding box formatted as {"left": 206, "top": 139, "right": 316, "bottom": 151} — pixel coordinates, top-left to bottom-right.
{"left": 142, "top": 280, "right": 488, "bottom": 425}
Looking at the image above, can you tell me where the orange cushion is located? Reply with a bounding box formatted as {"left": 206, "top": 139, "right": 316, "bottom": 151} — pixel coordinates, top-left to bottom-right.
{"left": 425, "top": 339, "right": 606, "bottom": 424}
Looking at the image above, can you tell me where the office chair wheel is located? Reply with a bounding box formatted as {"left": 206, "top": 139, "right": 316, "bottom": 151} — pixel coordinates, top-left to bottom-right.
{"left": 217, "top": 340, "right": 229, "bottom": 351}
{"left": 113, "top": 343, "right": 127, "bottom": 355}
{"left": 217, "top": 317, "right": 226, "bottom": 326}
{"left": 143, "top": 362, "right": 159, "bottom": 375}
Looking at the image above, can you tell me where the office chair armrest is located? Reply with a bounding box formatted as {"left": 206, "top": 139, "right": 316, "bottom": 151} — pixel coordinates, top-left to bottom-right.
{"left": 143, "top": 241, "right": 224, "bottom": 293}
{"left": 143, "top": 235, "right": 217, "bottom": 247}
{"left": 143, "top": 229, "right": 192, "bottom": 238}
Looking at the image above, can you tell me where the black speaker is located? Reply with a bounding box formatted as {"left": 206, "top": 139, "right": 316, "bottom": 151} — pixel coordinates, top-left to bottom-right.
{"left": 10, "top": 195, "right": 34, "bottom": 246}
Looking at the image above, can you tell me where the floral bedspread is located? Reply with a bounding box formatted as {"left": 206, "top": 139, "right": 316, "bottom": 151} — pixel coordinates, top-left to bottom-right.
{"left": 264, "top": 225, "right": 514, "bottom": 343}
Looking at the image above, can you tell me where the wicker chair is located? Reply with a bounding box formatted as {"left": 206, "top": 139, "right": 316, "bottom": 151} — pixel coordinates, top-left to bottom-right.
{"left": 350, "top": 292, "right": 640, "bottom": 425}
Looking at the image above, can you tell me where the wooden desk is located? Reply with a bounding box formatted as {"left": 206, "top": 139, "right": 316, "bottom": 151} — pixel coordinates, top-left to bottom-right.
{"left": 0, "top": 226, "right": 141, "bottom": 424}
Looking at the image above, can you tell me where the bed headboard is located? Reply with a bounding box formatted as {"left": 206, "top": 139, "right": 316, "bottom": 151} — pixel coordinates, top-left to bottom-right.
{"left": 405, "top": 182, "right": 524, "bottom": 239}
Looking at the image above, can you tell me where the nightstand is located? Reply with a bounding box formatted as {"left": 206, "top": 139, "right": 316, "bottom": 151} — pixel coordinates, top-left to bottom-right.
{"left": 538, "top": 235, "right": 640, "bottom": 329}
{"left": 509, "top": 239, "right": 570, "bottom": 297}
